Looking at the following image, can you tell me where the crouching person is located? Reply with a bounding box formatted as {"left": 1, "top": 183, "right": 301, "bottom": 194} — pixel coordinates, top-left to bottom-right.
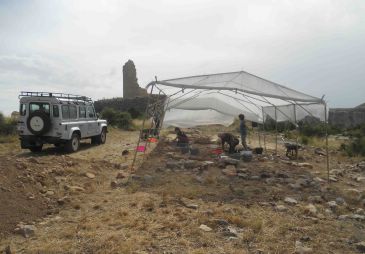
{"left": 174, "top": 127, "right": 189, "bottom": 147}
{"left": 218, "top": 133, "right": 239, "bottom": 154}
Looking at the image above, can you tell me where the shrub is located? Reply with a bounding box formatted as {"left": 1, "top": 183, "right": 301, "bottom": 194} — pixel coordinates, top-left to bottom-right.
{"left": 298, "top": 122, "right": 341, "bottom": 137}
{"left": 127, "top": 107, "right": 142, "bottom": 119}
{"left": 263, "top": 118, "right": 296, "bottom": 132}
{"left": 100, "top": 108, "right": 119, "bottom": 126}
{"left": 300, "top": 135, "right": 309, "bottom": 145}
{"left": 0, "top": 112, "right": 17, "bottom": 135}
{"left": 116, "top": 112, "right": 132, "bottom": 130}
{"left": 341, "top": 123, "right": 365, "bottom": 156}
{"left": 101, "top": 108, "right": 132, "bottom": 130}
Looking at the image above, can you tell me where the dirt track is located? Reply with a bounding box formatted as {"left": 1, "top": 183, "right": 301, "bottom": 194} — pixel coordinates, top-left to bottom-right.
{"left": 1, "top": 128, "right": 365, "bottom": 253}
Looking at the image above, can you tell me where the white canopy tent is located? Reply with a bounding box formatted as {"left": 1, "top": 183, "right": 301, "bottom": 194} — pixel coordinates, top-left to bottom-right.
{"left": 146, "top": 71, "right": 326, "bottom": 127}
{"left": 132, "top": 70, "right": 330, "bottom": 181}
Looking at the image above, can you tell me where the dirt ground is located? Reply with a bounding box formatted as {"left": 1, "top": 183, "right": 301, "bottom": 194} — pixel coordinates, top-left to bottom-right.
{"left": 1, "top": 128, "right": 365, "bottom": 253}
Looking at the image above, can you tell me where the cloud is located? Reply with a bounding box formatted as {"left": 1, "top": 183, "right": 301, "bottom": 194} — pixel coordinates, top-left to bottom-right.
{"left": 0, "top": 0, "right": 365, "bottom": 114}
{"left": 0, "top": 54, "right": 123, "bottom": 114}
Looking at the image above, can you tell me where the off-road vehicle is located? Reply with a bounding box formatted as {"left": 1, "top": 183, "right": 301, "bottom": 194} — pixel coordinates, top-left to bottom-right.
{"left": 17, "top": 92, "right": 107, "bottom": 153}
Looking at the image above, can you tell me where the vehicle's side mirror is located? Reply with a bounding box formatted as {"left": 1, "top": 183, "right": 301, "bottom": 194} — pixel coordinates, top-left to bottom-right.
{"left": 96, "top": 113, "right": 100, "bottom": 119}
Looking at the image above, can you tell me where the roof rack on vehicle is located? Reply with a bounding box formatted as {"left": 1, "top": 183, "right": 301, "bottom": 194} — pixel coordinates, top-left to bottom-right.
{"left": 19, "top": 91, "right": 93, "bottom": 103}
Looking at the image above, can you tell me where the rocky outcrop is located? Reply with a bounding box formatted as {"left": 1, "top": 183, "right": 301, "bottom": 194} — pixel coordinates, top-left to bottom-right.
{"left": 329, "top": 103, "right": 365, "bottom": 129}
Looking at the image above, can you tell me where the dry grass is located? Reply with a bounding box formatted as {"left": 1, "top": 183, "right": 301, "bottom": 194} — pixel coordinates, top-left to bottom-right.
{"left": 0, "top": 127, "right": 364, "bottom": 254}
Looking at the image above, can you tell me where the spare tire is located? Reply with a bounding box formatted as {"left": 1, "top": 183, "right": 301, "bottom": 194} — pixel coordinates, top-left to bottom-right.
{"left": 27, "top": 110, "right": 51, "bottom": 136}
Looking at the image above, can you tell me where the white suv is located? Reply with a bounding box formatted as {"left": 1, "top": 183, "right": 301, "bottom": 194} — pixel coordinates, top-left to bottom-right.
{"left": 17, "top": 92, "right": 107, "bottom": 153}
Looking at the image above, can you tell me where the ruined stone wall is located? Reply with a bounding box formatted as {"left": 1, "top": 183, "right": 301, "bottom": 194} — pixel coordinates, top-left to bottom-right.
{"left": 94, "top": 95, "right": 165, "bottom": 116}
{"left": 329, "top": 105, "right": 365, "bottom": 129}
{"left": 123, "top": 60, "right": 147, "bottom": 99}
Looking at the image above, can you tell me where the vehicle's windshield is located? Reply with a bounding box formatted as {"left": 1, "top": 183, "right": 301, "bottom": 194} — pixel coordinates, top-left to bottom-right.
{"left": 29, "top": 102, "right": 50, "bottom": 115}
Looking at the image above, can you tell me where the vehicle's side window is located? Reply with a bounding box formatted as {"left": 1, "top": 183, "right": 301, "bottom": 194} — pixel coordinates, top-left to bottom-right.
{"left": 53, "top": 105, "right": 59, "bottom": 117}
{"left": 62, "top": 105, "right": 70, "bottom": 119}
{"left": 87, "top": 106, "right": 95, "bottom": 118}
{"left": 20, "top": 104, "right": 26, "bottom": 116}
{"left": 69, "top": 105, "right": 77, "bottom": 119}
{"left": 79, "top": 106, "right": 86, "bottom": 118}
{"left": 30, "top": 103, "right": 50, "bottom": 115}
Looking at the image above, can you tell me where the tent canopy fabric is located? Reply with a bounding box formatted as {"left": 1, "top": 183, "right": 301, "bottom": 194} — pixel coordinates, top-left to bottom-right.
{"left": 146, "top": 70, "right": 325, "bottom": 128}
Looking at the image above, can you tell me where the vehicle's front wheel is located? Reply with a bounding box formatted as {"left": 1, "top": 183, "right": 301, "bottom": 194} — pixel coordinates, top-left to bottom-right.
{"left": 91, "top": 128, "right": 107, "bottom": 145}
{"left": 65, "top": 133, "right": 80, "bottom": 153}
{"left": 29, "top": 146, "right": 43, "bottom": 153}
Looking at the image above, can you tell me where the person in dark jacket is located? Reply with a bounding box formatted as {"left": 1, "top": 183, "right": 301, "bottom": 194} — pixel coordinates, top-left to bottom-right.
{"left": 218, "top": 133, "right": 239, "bottom": 154}
{"left": 239, "top": 114, "right": 248, "bottom": 150}
{"left": 174, "top": 127, "right": 189, "bottom": 147}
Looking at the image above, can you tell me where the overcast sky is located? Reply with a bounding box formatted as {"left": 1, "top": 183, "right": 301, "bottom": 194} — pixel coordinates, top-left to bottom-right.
{"left": 0, "top": 0, "right": 364, "bottom": 115}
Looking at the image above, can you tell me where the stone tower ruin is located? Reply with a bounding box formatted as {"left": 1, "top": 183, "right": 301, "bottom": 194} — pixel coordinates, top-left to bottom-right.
{"left": 123, "top": 60, "right": 147, "bottom": 98}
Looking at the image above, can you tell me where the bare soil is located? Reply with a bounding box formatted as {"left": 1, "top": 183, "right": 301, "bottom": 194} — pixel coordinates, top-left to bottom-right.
{"left": 0, "top": 128, "right": 365, "bottom": 254}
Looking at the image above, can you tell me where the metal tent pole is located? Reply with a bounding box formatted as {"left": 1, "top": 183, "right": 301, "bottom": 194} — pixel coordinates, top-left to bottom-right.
{"left": 324, "top": 103, "right": 330, "bottom": 183}
{"left": 155, "top": 96, "right": 169, "bottom": 137}
{"left": 262, "top": 107, "right": 267, "bottom": 153}
{"left": 143, "top": 77, "right": 159, "bottom": 156}
{"left": 258, "top": 125, "right": 261, "bottom": 147}
{"left": 293, "top": 104, "right": 299, "bottom": 164}
{"left": 275, "top": 106, "right": 278, "bottom": 155}
{"left": 131, "top": 83, "right": 155, "bottom": 171}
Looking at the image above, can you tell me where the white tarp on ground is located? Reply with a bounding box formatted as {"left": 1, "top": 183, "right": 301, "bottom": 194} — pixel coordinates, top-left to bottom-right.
{"left": 147, "top": 71, "right": 325, "bottom": 127}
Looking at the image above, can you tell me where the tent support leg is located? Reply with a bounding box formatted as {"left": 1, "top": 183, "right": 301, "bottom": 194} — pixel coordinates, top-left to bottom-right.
{"left": 262, "top": 107, "right": 267, "bottom": 153}
{"left": 324, "top": 103, "right": 330, "bottom": 184}
{"left": 275, "top": 106, "right": 278, "bottom": 155}
{"left": 156, "top": 97, "right": 169, "bottom": 137}
{"left": 143, "top": 77, "right": 160, "bottom": 157}
{"left": 294, "top": 104, "right": 299, "bottom": 165}
{"left": 131, "top": 83, "right": 155, "bottom": 171}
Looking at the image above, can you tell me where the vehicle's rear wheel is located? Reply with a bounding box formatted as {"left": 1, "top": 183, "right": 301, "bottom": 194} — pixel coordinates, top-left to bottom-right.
{"left": 65, "top": 133, "right": 80, "bottom": 153}
{"left": 92, "top": 128, "right": 107, "bottom": 145}
{"left": 29, "top": 146, "right": 43, "bottom": 153}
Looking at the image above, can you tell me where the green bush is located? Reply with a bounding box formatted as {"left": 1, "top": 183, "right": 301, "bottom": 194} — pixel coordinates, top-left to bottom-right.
{"left": 100, "top": 108, "right": 119, "bottom": 126}
{"left": 0, "top": 112, "right": 17, "bottom": 135}
{"left": 298, "top": 122, "right": 341, "bottom": 137}
{"left": 127, "top": 107, "right": 142, "bottom": 119}
{"left": 300, "top": 135, "right": 309, "bottom": 145}
{"left": 341, "top": 123, "right": 365, "bottom": 157}
{"left": 116, "top": 112, "right": 132, "bottom": 130}
{"left": 101, "top": 108, "right": 132, "bottom": 130}
{"left": 263, "top": 118, "right": 296, "bottom": 132}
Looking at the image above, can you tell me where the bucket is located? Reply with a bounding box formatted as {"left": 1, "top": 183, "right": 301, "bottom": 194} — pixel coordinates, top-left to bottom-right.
{"left": 241, "top": 150, "right": 253, "bottom": 162}
{"left": 211, "top": 148, "right": 223, "bottom": 155}
{"left": 253, "top": 147, "right": 263, "bottom": 154}
{"left": 190, "top": 147, "right": 200, "bottom": 155}
{"left": 148, "top": 137, "right": 158, "bottom": 143}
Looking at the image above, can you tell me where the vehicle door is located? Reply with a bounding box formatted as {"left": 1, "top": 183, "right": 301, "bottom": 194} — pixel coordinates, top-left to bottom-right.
{"left": 87, "top": 106, "right": 98, "bottom": 136}
{"left": 78, "top": 106, "right": 88, "bottom": 137}
{"left": 51, "top": 104, "right": 62, "bottom": 136}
